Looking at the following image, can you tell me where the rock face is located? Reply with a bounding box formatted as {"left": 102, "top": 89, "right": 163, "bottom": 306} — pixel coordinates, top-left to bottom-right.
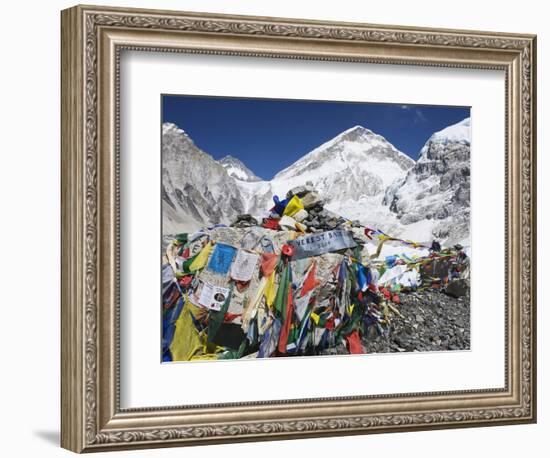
{"left": 162, "top": 123, "right": 246, "bottom": 234}
{"left": 162, "top": 119, "right": 471, "bottom": 246}
{"left": 383, "top": 118, "right": 471, "bottom": 245}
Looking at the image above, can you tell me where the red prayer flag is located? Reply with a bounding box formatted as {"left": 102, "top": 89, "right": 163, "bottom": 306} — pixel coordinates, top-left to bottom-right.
{"left": 326, "top": 316, "right": 335, "bottom": 330}
{"left": 277, "top": 288, "right": 294, "bottom": 354}
{"left": 178, "top": 275, "right": 193, "bottom": 288}
{"left": 345, "top": 330, "right": 364, "bottom": 354}
{"left": 260, "top": 253, "right": 279, "bottom": 277}
{"left": 223, "top": 313, "right": 241, "bottom": 323}
{"left": 262, "top": 218, "right": 280, "bottom": 230}
{"left": 300, "top": 261, "right": 319, "bottom": 297}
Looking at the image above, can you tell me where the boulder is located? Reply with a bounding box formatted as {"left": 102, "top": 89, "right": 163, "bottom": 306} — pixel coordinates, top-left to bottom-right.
{"left": 231, "top": 214, "right": 258, "bottom": 228}
{"left": 293, "top": 209, "right": 309, "bottom": 222}
{"left": 444, "top": 279, "right": 469, "bottom": 298}
{"left": 300, "top": 191, "right": 323, "bottom": 209}
{"left": 278, "top": 215, "right": 297, "bottom": 231}
{"left": 286, "top": 184, "right": 315, "bottom": 199}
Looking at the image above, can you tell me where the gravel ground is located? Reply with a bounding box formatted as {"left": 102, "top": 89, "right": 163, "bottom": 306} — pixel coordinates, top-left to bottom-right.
{"left": 363, "top": 289, "right": 471, "bottom": 354}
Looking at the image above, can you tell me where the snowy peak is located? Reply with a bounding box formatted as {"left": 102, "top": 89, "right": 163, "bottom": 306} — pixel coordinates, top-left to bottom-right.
{"left": 333, "top": 125, "right": 375, "bottom": 141}
{"left": 430, "top": 117, "right": 470, "bottom": 145}
{"left": 298, "top": 124, "right": 412, "bottom": 166}
{"left": 419, "top": 117, "right": 471, "bottom": 162}
{"left": 218, "top": 155, "right": 262, "bottom": 182}
{"left": 274, "top": 124, "right": 414, "bottom": 189}
{"left": 162, "top": 122, "right": 197, "bottom": 155}
{"left": 163, "top": 122, "right": 187, "bottom": 138}
{"left": 162, "top": 123, "right": 247, "bottom": 234}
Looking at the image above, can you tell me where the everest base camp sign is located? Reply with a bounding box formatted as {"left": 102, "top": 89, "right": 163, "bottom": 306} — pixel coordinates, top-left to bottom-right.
{"left": 289, "top": 230, "right": 357, "bottom": 260}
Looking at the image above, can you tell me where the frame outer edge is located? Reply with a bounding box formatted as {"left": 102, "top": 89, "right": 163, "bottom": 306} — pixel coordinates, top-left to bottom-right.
{"left": 528, "top": 35, "right": 537, "bottom": 423}
{"left": 73, "top": 3, "right": 537, "bottom": 39}
{"left": 60, "top": 4, "right": 537, "bottom": 452}
{"left": 61, "top": 5, "right": 86, "bottom": 453}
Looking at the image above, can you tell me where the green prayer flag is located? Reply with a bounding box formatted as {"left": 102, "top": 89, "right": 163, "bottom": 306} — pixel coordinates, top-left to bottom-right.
{"left": 274, "top": 264, "right": 289, "bottom": 319}
{"left": 175, "top": 233, "right": 188, "bottom": 244}
{"left": 178, "top": 253, "right": 199, "bottom": 275}
{"left": 206, "top": 285, "right": 233, "bottom": 343}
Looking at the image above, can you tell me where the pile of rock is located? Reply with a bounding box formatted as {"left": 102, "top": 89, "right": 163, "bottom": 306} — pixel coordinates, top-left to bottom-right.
{"left": 360, "top": 289, "right": 471, "bottom": 354}
{"left": 286, "top": 184, "right": 345, "bottom": 231}
{"left": 228, "top": 183, "right": 359, "bottom": 237}
{"left": 162, "top": 183, "right": 470, "bottom": 363}
{"left": 230, "top": 214, "right": 258, "bottom": 228}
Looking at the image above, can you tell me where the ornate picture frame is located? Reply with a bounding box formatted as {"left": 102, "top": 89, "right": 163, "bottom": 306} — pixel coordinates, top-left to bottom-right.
{"left": 61, "top": 4, "right": 536, "bottom": 453}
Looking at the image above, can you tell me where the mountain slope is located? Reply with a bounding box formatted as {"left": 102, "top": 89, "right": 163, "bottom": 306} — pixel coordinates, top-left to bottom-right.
{"left": 162, "top": 123, "right": 246, "bottom": 234}
{"left": 273, "top": 125, "right": 414, "bottom": 198}
{"left": 239, "top": 126, "right": 415, "bottom": 227}
{"left": 384, "top": 118, "right": 471, "bottom": 244}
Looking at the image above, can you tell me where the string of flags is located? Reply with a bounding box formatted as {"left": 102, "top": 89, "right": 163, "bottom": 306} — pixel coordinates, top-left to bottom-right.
{"left": 162, "top": 185, "right": 469, "bottom": 362}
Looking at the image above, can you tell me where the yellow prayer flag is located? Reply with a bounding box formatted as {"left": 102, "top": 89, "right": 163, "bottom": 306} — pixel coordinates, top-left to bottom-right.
{"left": 189, "top": 241, "right": 213, "bottom": 272}
{"left": 170, "top": 300, "right": 222, "bottom": 361}
{"left": 264, "top": 271, "right": 277, "bottom": 308}
{"left": 169, "top": 302, "right": 204, "bottom": 361}
{"left": 283, "top": 195, "right": 304, "bottom": 217}
{"left": 310, "top": 312, "right": 320, "bottom": 325}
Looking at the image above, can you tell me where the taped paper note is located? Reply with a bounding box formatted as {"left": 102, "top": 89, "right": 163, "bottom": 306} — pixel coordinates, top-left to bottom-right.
{"left": 231, "top": 250, "right": 260, "bottom": 282}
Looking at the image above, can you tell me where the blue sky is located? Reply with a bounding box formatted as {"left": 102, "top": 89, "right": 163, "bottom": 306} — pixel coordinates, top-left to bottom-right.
{"left": 162, "top": 95, "right": 470, "bottom": 180}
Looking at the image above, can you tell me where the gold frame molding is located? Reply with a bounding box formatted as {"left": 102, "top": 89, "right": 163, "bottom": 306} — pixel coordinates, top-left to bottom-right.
{"left": 61, "top": 4, "right": 537, "bottom": 453}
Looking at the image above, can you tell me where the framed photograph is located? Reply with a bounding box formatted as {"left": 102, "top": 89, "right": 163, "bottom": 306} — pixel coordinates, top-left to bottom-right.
{"left": 61, "top": 4, "right": 537, "bottom": 453}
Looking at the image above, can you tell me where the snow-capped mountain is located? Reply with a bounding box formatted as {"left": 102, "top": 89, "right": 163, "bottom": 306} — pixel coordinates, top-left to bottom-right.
{"left": 235, "top": 126, "right": 415, "bottom": 223}
{"left": 162, "top": 123, "right": 246, "bottom": 234}
{"left": 218, "top": 155, "right": 262, "bottom": 182}
{"left": 273, "top": 125, "right": 414, "bottom": 198}
{"left": 162, "top": 119, "right": 471, "bottom": 246}
{"left": 384, "top": 118, "right": 471, "bottom": 244}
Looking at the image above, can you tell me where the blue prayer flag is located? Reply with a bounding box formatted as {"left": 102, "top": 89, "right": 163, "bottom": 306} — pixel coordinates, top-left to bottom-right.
{"left": 207, "top": 243, "right": 237, "bottom": 274}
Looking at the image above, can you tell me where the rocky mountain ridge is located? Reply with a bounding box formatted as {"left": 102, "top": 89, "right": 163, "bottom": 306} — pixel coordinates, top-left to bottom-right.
{"left": 162, "top": 118, "right": 470, "bottom": 246}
